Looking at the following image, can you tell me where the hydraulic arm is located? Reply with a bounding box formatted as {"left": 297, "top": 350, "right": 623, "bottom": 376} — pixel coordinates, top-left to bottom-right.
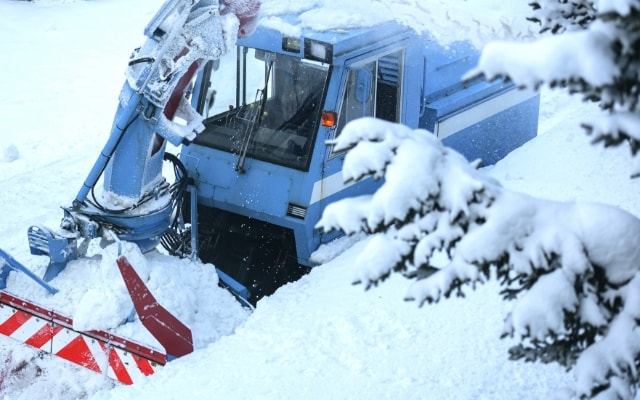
{"left": 0, "top": 0, "right": 259, "bottom": 384}
{"left": 28, "top": 0, "right": 258, "bottom": 281}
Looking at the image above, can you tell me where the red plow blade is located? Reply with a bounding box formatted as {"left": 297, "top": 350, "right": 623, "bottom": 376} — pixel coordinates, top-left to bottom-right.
{"left": 0, "top": 255, "right": 194, "bottom": 384}
{"left": 116, "top": 255, "right": 193, "bottom": 359}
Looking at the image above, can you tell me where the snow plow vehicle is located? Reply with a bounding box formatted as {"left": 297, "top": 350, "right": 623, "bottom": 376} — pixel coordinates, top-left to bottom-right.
{"left": 0, "top": 0, "right": 539, "bottom": 384}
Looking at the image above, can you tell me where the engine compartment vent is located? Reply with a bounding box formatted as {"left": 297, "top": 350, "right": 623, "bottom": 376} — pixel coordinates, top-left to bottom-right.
{"left": 287, "top": 204, "right": 307, "bottom": 219}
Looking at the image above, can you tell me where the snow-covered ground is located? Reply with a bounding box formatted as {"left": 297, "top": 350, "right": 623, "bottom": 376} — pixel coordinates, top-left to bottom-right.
{"left": 1, "top": 0, "right": 640, "bottom": 399}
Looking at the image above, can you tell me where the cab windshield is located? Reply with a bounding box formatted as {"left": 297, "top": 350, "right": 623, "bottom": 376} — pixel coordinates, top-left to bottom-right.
{"left": 194, "top": 47, "right": 329, "bottom": 171}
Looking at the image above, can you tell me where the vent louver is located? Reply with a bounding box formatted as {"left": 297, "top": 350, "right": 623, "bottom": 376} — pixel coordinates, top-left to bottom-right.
{"left": 287, "top": 204, "right": 307, "bottom": 219}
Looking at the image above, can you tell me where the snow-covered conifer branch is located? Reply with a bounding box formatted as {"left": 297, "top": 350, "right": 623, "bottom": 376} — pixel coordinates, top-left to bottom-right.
{"left": 317, "top": 117, "right": 640, "bottom": 399}
{"left": 467, "top": 0, "right": 640, "bottom": 177}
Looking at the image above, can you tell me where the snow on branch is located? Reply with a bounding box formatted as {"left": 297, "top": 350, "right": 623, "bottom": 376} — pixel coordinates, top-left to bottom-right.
{"left": 465, "top": 27, "right": 618, "bottom": 90}
{"left": 467, "top": 0, "right": 640, "bottom": 177}
{"left": 317, "top": 117, "right": 640, "bottom": 399}
{"left": 584, "top": 111, "right": 640, "bottom": 177}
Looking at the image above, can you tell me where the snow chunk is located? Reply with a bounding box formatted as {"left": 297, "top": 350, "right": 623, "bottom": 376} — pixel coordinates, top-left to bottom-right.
{"left": 73, "top": 242, "right": 150, "bottom": 331}
{"left": 470, "top": 28, "right": 618, "bottom": 88}
{"left": 352, "top": 234, "right": 410, "bottom": 286}
{"left": 298, "top": 2, "right": 391, "bottom": 32}
{"left": 309, "top": 232, "right": 367, "bottom": 264}
{"left": 1, "top": 144, "right": 20, "bottom": 163}
{"left": 576, "top": 202, "right": 640, "bottom": 285}
{"left": 317, "top": 195, "right": 372, "bottom": 235}
{"left": 259, "top": 16, "right": 301, "bottom": 37}
{"left": 575, "top": 310, "right": 640, "bottom": 398}
{"left": 510, "top": 269, "right": 578, "bottom": 340}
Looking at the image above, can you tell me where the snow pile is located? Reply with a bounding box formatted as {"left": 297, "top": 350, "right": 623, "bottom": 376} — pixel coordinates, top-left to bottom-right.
{"left": 260, "top": 0, "right": 537, "bottom": 47}
{"left": 0, "top": 344, "right": 114, "bottom": 398}
{"left": 5, "top": 240, "right": 249, "bottom": 350}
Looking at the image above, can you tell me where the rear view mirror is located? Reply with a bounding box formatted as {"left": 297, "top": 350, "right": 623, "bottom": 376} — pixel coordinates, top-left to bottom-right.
{"left": 355, "top": 69, "right": 371, "bottom": 104}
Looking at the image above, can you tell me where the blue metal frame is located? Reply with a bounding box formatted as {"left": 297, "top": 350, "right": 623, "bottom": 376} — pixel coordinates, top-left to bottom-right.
{"left": 0, "top": 248, "right": 58, "bottom": 294}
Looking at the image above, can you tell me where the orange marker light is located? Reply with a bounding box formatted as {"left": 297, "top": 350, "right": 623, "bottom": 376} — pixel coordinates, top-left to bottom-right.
{"left": 321, "top": 111, "right": 337, "bottom": 127}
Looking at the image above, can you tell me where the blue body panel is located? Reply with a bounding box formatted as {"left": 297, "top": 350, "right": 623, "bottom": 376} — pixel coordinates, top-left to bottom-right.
{"left": 439, "top": 94, "right": 540, "bottom": 165}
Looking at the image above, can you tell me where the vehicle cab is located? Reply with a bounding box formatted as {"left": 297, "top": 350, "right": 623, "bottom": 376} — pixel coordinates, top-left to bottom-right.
{"left": 181, "top": 19, "right": 539, "bottom": 302}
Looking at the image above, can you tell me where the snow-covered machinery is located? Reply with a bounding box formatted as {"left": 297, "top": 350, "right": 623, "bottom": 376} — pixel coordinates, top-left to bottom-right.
{"left": 0, "top": 0, "right": 539, "bottom": 384}
{"left": 0, "top": 0, "right": 260, "bottom": 384}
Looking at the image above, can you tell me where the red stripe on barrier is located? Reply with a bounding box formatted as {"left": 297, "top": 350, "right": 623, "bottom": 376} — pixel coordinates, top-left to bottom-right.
{"left": 24, "top": 323, "right": 61, "bottom": 348}
{"left": 0, "top": 311, "right": 31, "bottom": 336}
{"left": 110, "top": 349, "right": 133, "bottom": 385}
{"left": 133, "top": 354, "right": 155, "bottom": 376}
{"left": 99, "top": 342, "right": 133, "bottom": 385}
{"left": 56, "top": 336, "right": 101, "bottom": 373}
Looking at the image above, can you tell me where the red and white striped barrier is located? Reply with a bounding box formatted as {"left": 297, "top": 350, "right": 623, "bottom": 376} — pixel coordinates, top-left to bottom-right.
{"left": 0, "top": 291, "right": 166, "bottom": 384}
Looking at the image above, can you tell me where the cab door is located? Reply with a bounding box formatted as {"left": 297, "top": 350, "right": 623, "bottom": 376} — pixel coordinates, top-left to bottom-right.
{"left": 312, "top": 49, "right": 404, "bottom": 243}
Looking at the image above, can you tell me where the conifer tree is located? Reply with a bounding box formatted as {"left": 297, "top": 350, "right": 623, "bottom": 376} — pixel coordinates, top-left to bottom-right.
{"left": 318, "top": 2, "right": 640, "bottom": 398}
{"left": 475, "top": 0, "right": 640, "bottom": 174}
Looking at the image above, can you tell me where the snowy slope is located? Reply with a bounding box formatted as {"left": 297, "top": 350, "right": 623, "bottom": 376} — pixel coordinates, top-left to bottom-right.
{"left": 1, "top": 0, "right": 640, "bottom": 399}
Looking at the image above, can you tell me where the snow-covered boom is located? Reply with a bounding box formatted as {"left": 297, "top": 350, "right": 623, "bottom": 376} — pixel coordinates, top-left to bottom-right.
{"left": 0, "top": 0, "right": 258, "bottom": 384}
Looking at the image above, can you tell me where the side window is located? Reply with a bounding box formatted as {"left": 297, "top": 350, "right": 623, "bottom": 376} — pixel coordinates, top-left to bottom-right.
{"left": 375, "top": 52, "right": 402, "bottom": 122}
{"left": 334, "top": 50, "right": 403, "bottom": 147}
{"left": 336, "top": 62, "right": 376, "bottom": 133}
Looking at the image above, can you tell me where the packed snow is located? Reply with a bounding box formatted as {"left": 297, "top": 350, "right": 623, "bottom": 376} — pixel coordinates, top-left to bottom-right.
{"left": 1, "top": 0, "right": 640, "bottom": 399}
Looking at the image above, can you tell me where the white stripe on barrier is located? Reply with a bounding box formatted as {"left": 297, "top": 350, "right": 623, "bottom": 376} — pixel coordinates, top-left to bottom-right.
{"left": 50, "top": 328, "right": 77, "bottom": 354}
{"left": 7, "top": 314, "right": 45, "bottom": 343}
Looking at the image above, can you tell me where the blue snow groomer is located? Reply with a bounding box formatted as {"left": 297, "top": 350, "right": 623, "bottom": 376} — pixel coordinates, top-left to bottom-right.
{"left": 182, "top": 18, "right": 539, "bottom": 302}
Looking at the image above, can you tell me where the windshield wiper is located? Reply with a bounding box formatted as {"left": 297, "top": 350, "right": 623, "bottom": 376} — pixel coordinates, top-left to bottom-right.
{"left": 236, "top": 61, "right": 272, "bottom": 173}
